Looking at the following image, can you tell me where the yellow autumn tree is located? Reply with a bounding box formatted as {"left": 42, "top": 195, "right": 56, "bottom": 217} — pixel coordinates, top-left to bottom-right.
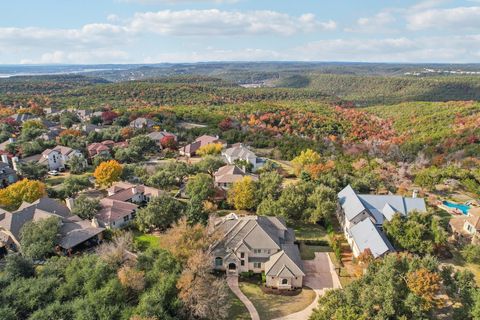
{"left": 227, "top": 176, "right": 257, "bottom": 210}
{"left": 196, "top": 143, "right": 223, "bottom": 157}
{"left": 291, "top": 149, "right": 321, "bottom": 176}
{"left": 0, "top": 178, "right": 46, "bottom": 210}
{"left": 406, "top": 268, "right": 442, "bottom": 311}
{"left": 94, "top": 160, "right": 123, "bottom": 187}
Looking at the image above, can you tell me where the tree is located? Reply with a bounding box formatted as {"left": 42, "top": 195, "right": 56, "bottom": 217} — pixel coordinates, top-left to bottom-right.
{"left": 136, "top": 195, "right": 183, "bottom": 232}
{"left": 257, "top": 171, "right": 283, "bottom": 201}
{"left": 291, "top": 149, "right": 321, "bottom": 176}
{"left": 17, "top": 162, "right": 48, "bottom": 180}
{"left": 160, "top": 135, "right": 177, "bottom": 149}
{"left": 0, "top": 178, "right": 46, "bottom": 210}
{"left": 186, "top": 173, "right": 215, "bottom": 202}
{"left": 227, "top": 176, "right": 257, "bottom": 210}
{"left": 406, "top": 267, "right": 441, "bottom": 312}
{"left": 117, "top": 265, "right": 145, "bottom": 294}
{"left": 3, "top": 253, "right": 35, "bottom": 279}
{"left": 72, "top": 196, "right": 100, "bottom": 220}
{"left": 20, "top": 216, "right": 60, "bottom": 260}
{"left": 383, "top": 211, "right": 447, "bottom": 255}
{"left": 59, "top": 111, "right": 80, "bottom": 128}
{"left": 462, "top": 244, "right": 480, "bottom": 263}
{"left": 177, "top": 250, "right": 230, "bottom": 320}
{"left": 94, "top": 160, "right": 123, "bottom": 187}
{"left": 101, "top": 111, "right": 118, "bottom": 124}
{"left": 61, "top": 175, "right": 92, "bottom": 197}
{"left": 66, "top": 155, "right": 86, "bottom": 174}
{"left": 306, "top": 185, "right": 337, "bottom": 224}
{"left": 185, "top": 199, "right": 209, "bottom": 226}
{"left": 195, "top": 155, "right": 225, "bottom": 176}
{"left": 196, "top": 143, "right": 223, "bottom": 157}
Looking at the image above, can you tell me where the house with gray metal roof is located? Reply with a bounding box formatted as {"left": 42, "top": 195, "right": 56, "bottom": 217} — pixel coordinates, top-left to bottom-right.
{"left": 222, "top": 144, "right": 266, "bottom": 172}
{"left": 211, "top": 214, "right": 304, "bottom": 290}
{"left": 337, "top": 185, "right": 426, "bottom": 258}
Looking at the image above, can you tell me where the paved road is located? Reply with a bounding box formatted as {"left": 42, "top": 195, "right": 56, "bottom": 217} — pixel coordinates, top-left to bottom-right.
{"left": 227, "top": 275, "right": 260, "bottom": 320}
{"left": 273, "top": 252, "right": 342, "bottom": 320}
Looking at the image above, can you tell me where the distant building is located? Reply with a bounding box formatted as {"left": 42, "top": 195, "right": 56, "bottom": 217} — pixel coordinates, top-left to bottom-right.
{"left": 211, "top": 214, "right": 305, "bottom": 290}
{"left": 337, "top": 185, "right": 427, "bottom": 258}
{"left": 130, "top": 117, "right": 156, "bottom": 129}
{"left": 222, "top": 144, "right": 265, "bottom": 172}
{"left": 179, "top": 135, "right": 225, "bottom": 157}
{"left": 0, "top": 160, "right": 17, "bottom": 188}
{"left": 214, "top": 165, "right": 258, "bottom": 190}
{"left": 87, "top": 140, "right": 127, "bottom": 159}
{"left": 8, "top": 113, "right": 36, "bottom": 124}
{"left": 147, "top": 131, "right": 177, "bottom": 149}
{"left": 38, "top": 146, "right": 86, "bottom": 171}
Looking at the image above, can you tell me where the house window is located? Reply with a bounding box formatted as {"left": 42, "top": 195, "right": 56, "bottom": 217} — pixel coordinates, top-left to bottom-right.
{"left": 281, "top": 279, "right": 288, "bottom": 285}
{"left": 215, "top": 257, "right": 223, "bottom": 267}
{"left": 254, "top": 249, "right": 261, "bottom": 254}
{"left": 241, "top": 260, "right": 245, "bottom": 266}
{"left": 266, "top": 249, "right": 271, "bottom": 254}
{"left": 253, "top": 262, "right": 261, "bottom": 268}
{"left": 240, "top": 252, "right": 245, "bottom": 258}
{"left": 123, "top": 215, "right": 130, "bottom": 222}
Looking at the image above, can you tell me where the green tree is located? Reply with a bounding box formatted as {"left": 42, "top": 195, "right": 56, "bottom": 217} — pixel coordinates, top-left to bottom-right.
{"left": 306, "top": 185, "right": 337, "bottom": 224}
{"left": 72, "top": 195, "right": 100, "bottom": 220}
{"left": 3, "top": 253, "right": 35, "bottom": 279}
{"left": 257, "top": 171, "right": 284, "bottom": 201}
{"left": 17, "top": 161, "right": 48, "bottom": 180}
{"left": 136, "top": 195, "right": 183, "bottom": 232}
{"left": 462, "top": 244, "right": 480, "bottom": 264}
{"left": 20, "top": 216, "right": 60, "bottom": 260}
{"left": 66, "top": 155, "right": 86, "bottom": 174}
{"left": 186, "top": 173, "right": 214, "bottom": 202}
{"left": 195, "top": 155, "right": 225, "bottom": 176}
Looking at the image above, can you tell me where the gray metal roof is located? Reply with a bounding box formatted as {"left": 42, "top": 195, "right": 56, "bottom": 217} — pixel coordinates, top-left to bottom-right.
{"left": 338, "top": 185, "right": 366, "bottom": 221}
{"left": 349, "top": 218, "right": 393, "bottom": 258}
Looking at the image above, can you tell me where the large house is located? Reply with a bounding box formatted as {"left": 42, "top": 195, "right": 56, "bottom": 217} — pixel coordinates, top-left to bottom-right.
{"left": 449, "top": 208, "right": 480, "bottom": 244}
{"left": 0, "top": 197, "right": 104, "bottom": 254}
{"left": 337, "top": 185, "right": 427, "bottom": 258}
{"left": 179, "top": 135, "right": 225, "bottom": 157}
{"left": 214, "top": 165, "right": 258, "bottom": 190}
{"left": 95, "top": 182, "right": 164, "bottom": 229}
{"left": 87, "top": 140, "right": 128, "bottom": 159}
{"left": 38, "top": 146, "right": 86, "bottom": 171}
{"left": 222, "top": 144, "right": 265, "bottom": 172}
{"left": 211, "top": 214, "right": 305, "bottom": 290}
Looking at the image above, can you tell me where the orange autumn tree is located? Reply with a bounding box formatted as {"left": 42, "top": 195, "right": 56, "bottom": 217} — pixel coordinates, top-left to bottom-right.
{"left": 94, "top": 160, "right": 123, "bottom": 187}
{"left": 291, "top": 149, "right": 321, "bottom": 176}
{"left": 0, "top": 179, "right": 46, "bottom": 210}
{"left": 406, "top": 268, "right": 442, "bottom": 311}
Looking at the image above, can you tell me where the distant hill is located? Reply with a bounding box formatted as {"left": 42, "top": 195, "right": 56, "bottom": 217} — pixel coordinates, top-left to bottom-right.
{"left": 275, "top": 74, "right": 480, "bottom": 105}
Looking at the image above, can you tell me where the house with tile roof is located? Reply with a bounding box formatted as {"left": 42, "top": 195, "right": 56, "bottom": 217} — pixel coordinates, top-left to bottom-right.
{"left": 87, "top": 140, "right": 128, "bottom": 159}
{"left": 0, "top": 197, "right": 104, "bottom": 253}
{"left": 449, "top": 208, "right": 480, "bottom": 245}
{"left": 147, "top": 131, "right": 177, "bottom": 149}
{"left": 337, "top": 185, "right": 427, "bottom": 258}
{"left": 95, "top": 181, "right": 164, "bottom": 228}
{"left": 214, "top": 165, "right": 258, "bottom": 190}
{"left": 211, "top": 214, "right": 305, "bottom": 290}
{"left": 222, "top": 144, "right": 266, "bottom": 172}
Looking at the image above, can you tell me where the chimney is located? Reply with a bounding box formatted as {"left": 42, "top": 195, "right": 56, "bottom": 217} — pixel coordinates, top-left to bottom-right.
{"left": 65, "top": 197, "right": 75, "bottom": 211}
{"left": 11, "top": 157, "right": 19, "bottom": 172}
{"left": 412, "top": 189, "right": 419, "bottom": 198}
{"left": 1, "top": 154, "right": 9, "bottom": 165}
{"left": 91, "top": 217, "right": 100, "bottom": 228}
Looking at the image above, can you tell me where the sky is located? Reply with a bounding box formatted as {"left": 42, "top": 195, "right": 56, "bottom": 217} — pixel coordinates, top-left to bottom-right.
{"left": 0, "top": 0, "right": 479, "bottom": 64}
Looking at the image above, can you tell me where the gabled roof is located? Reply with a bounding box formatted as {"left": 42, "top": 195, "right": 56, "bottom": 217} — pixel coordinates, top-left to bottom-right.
{"left": 338, "top": 185, "right": 366, "bottom": 221}
{"left": 223, "top": 144, "right": 257, "bottom": 160}
{"left": 97, "top": 198, "right": 138, "bottom": 224}
{"left": 214, "top": 165, "right": 258, "bottom": 184}
{"left": 147, "top": 131, "right": 176, "bottom": 141}
{"left": 349, "top": 218, "right": 393, "bottom": 258}
{"left": 58, "top": 216, "right": 104, "bottom": 249}
{"left": 264, "top": 245, "right": 305, "bottom": 277}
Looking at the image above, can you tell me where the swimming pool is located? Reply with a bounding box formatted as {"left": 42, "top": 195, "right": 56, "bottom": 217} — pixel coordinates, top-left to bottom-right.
{"left": 443, "top": 201, "right": 470, "bottom": 215}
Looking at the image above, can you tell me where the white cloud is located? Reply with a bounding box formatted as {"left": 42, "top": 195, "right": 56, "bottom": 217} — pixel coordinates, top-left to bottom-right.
{"left": 129, "top": 10, "right": 336, "bottom": 36}
{"left": 407, "top": 6, "right": 480, "bottom": 30}
{"left": 346, "top": 11, "right": 396, "bottom": 33}
{"left": 20, "top": 49, "right": 130, "bottom": 64}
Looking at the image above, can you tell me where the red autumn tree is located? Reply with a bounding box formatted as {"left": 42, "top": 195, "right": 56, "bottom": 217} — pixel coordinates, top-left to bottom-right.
{"left": 101, "top": 111, "right": 118, "bottom": 124}
{"left": 160, "top": 135, "right": 177, "bottom": 149}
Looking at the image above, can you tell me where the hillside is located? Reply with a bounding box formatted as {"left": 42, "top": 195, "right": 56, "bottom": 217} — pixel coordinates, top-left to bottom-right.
{"left": 276, "top": 74, "right": 480, "bottom": 105}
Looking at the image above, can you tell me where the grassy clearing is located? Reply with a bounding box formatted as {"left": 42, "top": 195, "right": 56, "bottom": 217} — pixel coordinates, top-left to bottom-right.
{"left": 441, "top": 247, "right": 480, "bottom": 286}
{"left": 299, "top": 243, "right": 332, "bottom": 260}
{"left": 227, "top": 288, "right": 251, "bottom": 320}
{"left": 293, "top": 223, "right": 328, "bottom": 242}
{"left": 133, "top": 231, "right": 161, "bottom": 251}
{"left": 239, "top": 282, "right": 316, "bottom": 320}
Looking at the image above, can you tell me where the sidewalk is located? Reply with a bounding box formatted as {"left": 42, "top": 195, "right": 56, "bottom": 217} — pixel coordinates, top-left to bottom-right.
{"left": 227, "top": 275, "right": 260, "bottom": 320}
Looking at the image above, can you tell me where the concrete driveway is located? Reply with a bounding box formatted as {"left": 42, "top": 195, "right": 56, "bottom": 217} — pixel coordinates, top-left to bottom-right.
{"left": 274, "top": 252, "right": 341, "bottom": 320}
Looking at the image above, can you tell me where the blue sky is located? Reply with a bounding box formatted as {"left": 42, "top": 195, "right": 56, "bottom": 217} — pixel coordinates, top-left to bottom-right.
{"left": 0, "top": 0, "right": 479, "bottom": 64}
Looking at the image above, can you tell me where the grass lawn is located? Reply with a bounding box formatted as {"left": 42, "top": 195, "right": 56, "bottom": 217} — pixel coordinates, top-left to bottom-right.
{"left": 227, "top": 287, "right": 251, "bottom": 320}
{"left": 441, "top": 247, "right": 480, "bottom": 286}
{"left": 299, "top": 243, "right": 332, "bottom": 260}
{"left": 133, "top": 231, "right": 161, "bottom": 251}
{"left": 239, "top": 282, "right": 316, "bottom": 320}
{"left": 293, "top": 223, "right": 328, "bottom": 242}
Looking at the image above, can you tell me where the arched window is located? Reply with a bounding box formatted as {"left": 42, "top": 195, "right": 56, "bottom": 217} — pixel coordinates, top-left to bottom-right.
{"left": 215, "top": 257, "right": 223, "bottom": 267}
{"left": 281, "top": 278, "right": 288, "bottom": 285}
